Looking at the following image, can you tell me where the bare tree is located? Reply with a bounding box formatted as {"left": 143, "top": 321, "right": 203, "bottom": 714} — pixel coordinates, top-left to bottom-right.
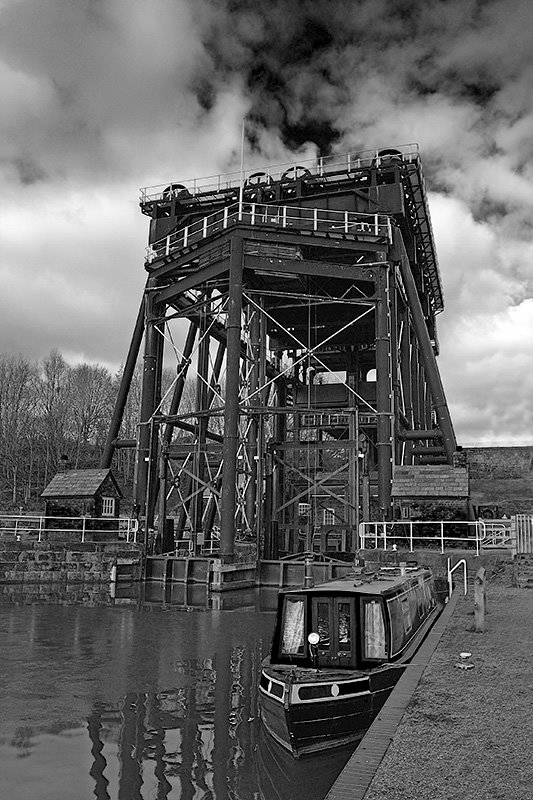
{"left": 0, "top": 354, "right": 39, "bottom": 504}
{"left": 37, "top": 349, "right": 69, "bottom": 485}
{"left": 66, "top": 363, "right": 114, "bottom": 467}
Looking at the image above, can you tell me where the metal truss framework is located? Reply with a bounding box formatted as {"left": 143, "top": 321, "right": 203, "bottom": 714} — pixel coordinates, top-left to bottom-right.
{"left": 103, "top": 145, "right": 457, "bottom": 560}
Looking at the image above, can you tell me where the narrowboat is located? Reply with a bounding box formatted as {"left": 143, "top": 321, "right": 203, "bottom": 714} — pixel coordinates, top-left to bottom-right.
{"left": 259, "top": 564, "right": 445, "bottom": 758}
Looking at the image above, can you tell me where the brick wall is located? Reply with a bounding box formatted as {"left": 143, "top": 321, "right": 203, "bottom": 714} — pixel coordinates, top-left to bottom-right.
{"left": 466, "top": 446, "right": 533, "bottom": 479}
{"left": 392, "top": 465, "right": 469, "bottom": 498}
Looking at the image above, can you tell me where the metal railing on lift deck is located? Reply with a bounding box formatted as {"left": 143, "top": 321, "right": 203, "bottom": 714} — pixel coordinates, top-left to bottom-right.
{"left": 145, "top": 202, "right": 392, "bottom": 263}
{"left": 140, "top": 143, "right": 421, "bottom": 204}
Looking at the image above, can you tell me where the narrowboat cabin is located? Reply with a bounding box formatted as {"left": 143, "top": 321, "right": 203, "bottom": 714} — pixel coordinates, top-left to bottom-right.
{"left": 259, "top": 564, "right": 444, "bottom": 757}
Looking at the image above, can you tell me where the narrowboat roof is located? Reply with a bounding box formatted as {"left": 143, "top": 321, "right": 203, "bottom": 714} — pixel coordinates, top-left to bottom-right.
{"left": 282, "top": 566, "right": 431, "bottom": 597}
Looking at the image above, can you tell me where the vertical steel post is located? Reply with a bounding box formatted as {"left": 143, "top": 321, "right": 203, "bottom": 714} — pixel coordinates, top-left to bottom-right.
{"left": 134, "top": 284, "right": 163, "bottom": 524}
{"left": 400, "top": 309, "right": 414, "bottom": 463}
{"left": 219, "top": 236, "right": 244, "bottom": 561}
{"left": 245, "top": 304, "right": 260, "bottom": 535}
{"left": 375, "top": 267, "right": 393, "bottom": 518}
{"left": 191, "top": 299, "right": 210, "bottom": 553}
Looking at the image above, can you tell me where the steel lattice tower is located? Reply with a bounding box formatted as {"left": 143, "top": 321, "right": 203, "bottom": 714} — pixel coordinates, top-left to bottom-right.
{"left": 103, "top": 144, "right": 458, "bottom": 560}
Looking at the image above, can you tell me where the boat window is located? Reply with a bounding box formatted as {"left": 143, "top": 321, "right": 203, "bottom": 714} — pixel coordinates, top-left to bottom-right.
{"left": 338, "top": 602, "right": 351, "bottom": 651}
{"left": 362, "top": 598, "right": 386, "bottom": 660}
{"left": 401, "top": 595, "right": 412, "bottom": 633}
{"left": 387, "top": 597, "right": 405, "bottom": 654}
{"left": 317, "top": 601, "right": 330, "bottom": 647}
{"left": 280, "top": 597, "right": 305, "bottom": 656}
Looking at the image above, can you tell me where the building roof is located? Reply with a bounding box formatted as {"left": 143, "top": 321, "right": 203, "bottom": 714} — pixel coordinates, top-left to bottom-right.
{"left": 41, "top": 468, "right": 122, "bottom": 498}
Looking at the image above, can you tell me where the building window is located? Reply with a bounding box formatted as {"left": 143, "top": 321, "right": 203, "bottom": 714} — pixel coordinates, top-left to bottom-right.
{"left": 323, "top": 507, "right": 336, "bottom": 525}
{"left": 298, "top": 502, "right": 311, "bottom": 518}
{"left": 101, "top": 497, "right": 115, "bottom": 517}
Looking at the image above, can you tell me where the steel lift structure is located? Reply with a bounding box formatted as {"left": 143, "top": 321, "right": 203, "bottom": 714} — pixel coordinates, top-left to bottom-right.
{"left": 102, "top": 143, "right": 458, "bottom": 561}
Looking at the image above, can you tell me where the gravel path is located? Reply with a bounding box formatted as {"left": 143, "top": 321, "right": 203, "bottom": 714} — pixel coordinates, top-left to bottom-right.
{"left": 364, "top": 583, "right": 533, "bottom": 800}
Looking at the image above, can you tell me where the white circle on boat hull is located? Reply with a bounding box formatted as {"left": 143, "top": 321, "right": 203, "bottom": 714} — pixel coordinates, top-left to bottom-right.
{"left": 331, "top": 684, "right": 340, "bottom": 697}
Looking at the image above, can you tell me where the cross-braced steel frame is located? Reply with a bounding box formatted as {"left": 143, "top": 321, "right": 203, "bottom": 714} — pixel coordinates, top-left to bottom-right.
{"left": 102, "top": 145, "right": 458, "bottom": 560}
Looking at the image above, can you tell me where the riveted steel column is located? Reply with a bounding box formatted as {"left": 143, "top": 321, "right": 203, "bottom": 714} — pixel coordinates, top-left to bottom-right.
{"left": 397, "top": 247, "right": 457, "bottom": 461}
{"left": 400, "top": 307, "right": 414, "bottom": 463}
{"left": 375, "top": 266, "right": 393, "bottom": 519}
{"left": 191, "top": 298, "right": 210, "bottom": 552}
{"left": 245, "top": 303, "right": 260, "bottom": 535}
{"left": 134, "top": 284, "right": 164, "bottom": 524}
{"left": 219, "top": 236, "right": 244, "bottom": 561}
{"left": 102, "top": 294, "right": 146, "bottom": 469}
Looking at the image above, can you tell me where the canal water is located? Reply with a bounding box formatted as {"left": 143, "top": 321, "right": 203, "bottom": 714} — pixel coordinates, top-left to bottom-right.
{"left": 0, "top": 583, "right": 354, "bottom": 800}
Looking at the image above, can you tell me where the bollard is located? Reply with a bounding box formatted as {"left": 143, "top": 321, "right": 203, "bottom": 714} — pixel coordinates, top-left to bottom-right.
{"left": 474, "top": 566, "right": 486, "bottom": 632}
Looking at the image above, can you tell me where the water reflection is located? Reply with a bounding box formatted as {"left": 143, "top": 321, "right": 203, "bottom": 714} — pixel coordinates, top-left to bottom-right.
{"left": 0, "top": 583, "right": 353, "bottom": 800}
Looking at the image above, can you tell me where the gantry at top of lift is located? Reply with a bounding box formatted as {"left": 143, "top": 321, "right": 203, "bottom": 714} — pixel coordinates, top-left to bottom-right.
{"left": 102, "top": 142, "right": 458, "bottom": 562}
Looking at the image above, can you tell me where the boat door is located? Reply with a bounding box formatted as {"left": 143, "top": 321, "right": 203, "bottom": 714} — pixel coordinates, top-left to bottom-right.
{"left": 311, "top": 596, "right": 356, "bottom": 668}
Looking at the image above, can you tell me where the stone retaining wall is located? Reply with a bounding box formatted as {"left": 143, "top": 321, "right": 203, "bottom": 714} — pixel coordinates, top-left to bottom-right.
{"left": 0, "top": 541, "right": 143, "bottom": 584}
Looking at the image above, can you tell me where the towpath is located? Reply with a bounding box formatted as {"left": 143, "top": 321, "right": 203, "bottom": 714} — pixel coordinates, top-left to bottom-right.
{"left": 327, "top": 578, "right": 533, "bottom": 800}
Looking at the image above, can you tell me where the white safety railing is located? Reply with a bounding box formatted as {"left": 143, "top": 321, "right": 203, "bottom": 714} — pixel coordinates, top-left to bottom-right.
{"left": 477, "top": 519, "right": 514, "bottom": 549}
{"left": 447, "top": 557, "right": 468, "bottom": 596}
{"left": 146, "top": 202, "right": 392, "bottom": 263}
{"left": 0, "top": 515, "right": 138, "bottom": 544}
{"left": 140, "top": 143, "right": 420, "bottom": 204}
{"left": 514, "top": 514, "right": 533, "bottom": 554}
{"left": 358, "top": 520, "right": 484, "bottom": 555}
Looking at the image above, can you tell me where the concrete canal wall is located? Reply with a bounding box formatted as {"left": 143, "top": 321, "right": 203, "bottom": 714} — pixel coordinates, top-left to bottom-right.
{"left": 0, "top": 541, "right": 142, "bottom": 584}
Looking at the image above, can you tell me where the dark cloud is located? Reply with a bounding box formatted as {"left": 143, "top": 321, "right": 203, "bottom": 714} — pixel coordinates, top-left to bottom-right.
{"left": 0, "top": 0, "right": 532, "bottom": 444}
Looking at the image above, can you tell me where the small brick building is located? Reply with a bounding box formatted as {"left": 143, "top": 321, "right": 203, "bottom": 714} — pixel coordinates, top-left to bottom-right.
{"left": 391, "top": 465, "right": 471, "bottom": 520}
{"left": 41, "top": 469, "right": 123, "bottom": 519}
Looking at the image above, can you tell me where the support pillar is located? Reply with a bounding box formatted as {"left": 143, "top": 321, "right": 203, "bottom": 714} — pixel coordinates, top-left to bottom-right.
{"left": 375, "top": 267, "right": 393, "bottom": 519}
{"left": 102, "top": 293, "right": 146, "bottom": 468}
{"left": 400, "top": 308, "right": 414, "bottom": 464}
{"left": 191, "top": 299, "right": 210, "bottom": 553}
{"left": 134, "top": 286, "right": 164, "bottom": 528}
{"left": 219, "top": 236, "right": 244, "bottom": 561}
{"left": 245, "top": 303, "right": 260, "bottom": 535}
{"left": 396, "top": 243, "right": 457, "bottom": 460}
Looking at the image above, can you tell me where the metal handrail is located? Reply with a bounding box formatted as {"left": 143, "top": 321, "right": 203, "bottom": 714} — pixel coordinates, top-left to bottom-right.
{"left": 447, "top": 557, "right": 468, "bottom": 596}
{"left": 0, "top": 514, "right": 138, "bottom": 544}
{"left": 358, "top": 520, "right": 482, "bottom": 555}
{"left": 146, "top": 202, "right": 392, "bottom": 263}
{"left": 140, "top": 143, "right": 420, "bottom": 203}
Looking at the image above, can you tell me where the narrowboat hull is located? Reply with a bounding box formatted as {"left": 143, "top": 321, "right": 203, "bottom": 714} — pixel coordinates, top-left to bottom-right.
{"left": 259, "top": 662, "right": 404, "bottom": 757}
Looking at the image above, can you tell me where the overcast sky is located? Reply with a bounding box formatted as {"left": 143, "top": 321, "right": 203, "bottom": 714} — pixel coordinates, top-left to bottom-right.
{"left": 1, "top": 0, "right": 532, "bottom": 446}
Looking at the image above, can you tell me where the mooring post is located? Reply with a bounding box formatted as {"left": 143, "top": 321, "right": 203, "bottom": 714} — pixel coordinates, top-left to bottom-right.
{"left": 474, "top": 566, "right": 487, "bottom": 632}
